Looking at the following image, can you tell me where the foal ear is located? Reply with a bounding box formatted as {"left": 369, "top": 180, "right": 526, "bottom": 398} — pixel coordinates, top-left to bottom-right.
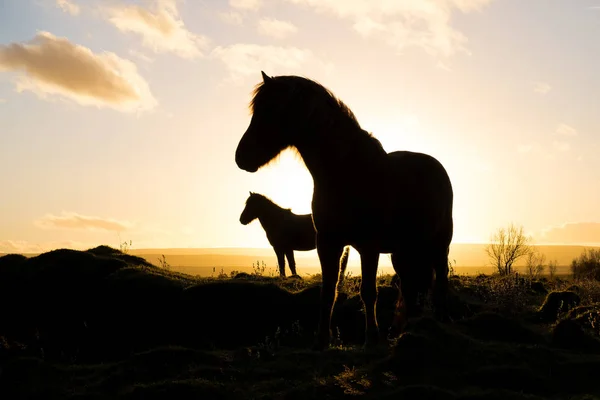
{"left": 261, "top": 71, "right": 272, "bottom": 83}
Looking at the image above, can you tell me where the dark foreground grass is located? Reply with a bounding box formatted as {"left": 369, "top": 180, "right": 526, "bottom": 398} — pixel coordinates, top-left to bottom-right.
{"left": 1, "top": 247, "right": 600, "bottom": 399}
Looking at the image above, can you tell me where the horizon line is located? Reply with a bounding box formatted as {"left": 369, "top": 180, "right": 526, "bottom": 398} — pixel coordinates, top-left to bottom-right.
{"left": 2, "top": 241, "right": 600, "bottom": 256}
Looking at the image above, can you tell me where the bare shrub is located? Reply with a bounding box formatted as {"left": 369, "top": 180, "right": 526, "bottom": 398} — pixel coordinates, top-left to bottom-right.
{"left": 485, "top": 224, "right": 533, "bottom": 275}
{"left": 571, "top": 248, "right": 600, "bottom": 281}
{"left": 548, "top": 259, "right": 558, "bottom": 280}
{"left": 525, "top": 250, "right": 546, "bottom": 279}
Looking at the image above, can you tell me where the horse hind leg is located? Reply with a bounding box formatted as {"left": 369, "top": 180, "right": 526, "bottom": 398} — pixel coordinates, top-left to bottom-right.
{"left": 337, "top": 246, "right": 350, "bottom": 290}
{"left": 390, "top": 252, "right": 425, "bottom": 337}
{"left": 359, "top": 250, "right": 380, "bottom": 348}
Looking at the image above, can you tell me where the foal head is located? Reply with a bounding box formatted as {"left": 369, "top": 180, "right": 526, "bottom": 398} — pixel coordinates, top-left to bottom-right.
{"left": 239, "top": 192, "right": 264, "bottom": 225}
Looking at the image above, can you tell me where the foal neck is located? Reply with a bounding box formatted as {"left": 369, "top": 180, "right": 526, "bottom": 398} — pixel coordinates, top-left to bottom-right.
{"left": 256, "top": 199, "right": 289, "bottom": 226}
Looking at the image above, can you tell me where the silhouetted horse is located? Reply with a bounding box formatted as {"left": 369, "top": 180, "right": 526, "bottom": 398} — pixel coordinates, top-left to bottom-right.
{"left": 235, "top": 72, "right": 453, "bottom": 350}
{"left": 240, "top": 191, "right": 351, "bottom": 279}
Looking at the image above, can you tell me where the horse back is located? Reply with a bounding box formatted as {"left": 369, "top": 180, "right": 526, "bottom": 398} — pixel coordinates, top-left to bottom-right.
{"left": 386, "top": 150, "right": 453, "bottom": 231}
{"left": 312, "top": 150, "right": 453, "bottom": 250}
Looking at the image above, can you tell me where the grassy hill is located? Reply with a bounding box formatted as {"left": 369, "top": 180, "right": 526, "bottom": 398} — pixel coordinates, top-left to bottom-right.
{"left": 1, "top": 245, "right": 600, "bottom": 399}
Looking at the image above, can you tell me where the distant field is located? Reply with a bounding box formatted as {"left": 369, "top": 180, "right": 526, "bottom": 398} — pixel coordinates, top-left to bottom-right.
{"left": 152, "top": 264, "right": 575, "bottom": 278}
{"left": 127, "top": 243, "right": 590, "bottom": 277}
{"left": 2, "top": 243, "right": 593, "bottom": 278}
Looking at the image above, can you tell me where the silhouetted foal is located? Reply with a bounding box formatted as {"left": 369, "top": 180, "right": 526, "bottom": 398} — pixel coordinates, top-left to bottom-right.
{"left": 240, "top": 191, "right": 313, "bottom": 277}
{"left": 235, "top": 72, "right": 454, "bottom": 350}
{"left": 240, "top": 192, "right": 350, "bottom": 278}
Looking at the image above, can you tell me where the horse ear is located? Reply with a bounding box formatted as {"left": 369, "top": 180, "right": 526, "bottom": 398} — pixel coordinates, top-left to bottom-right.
{"left": 261, "top": 71, "right": 272, "bottom": 83}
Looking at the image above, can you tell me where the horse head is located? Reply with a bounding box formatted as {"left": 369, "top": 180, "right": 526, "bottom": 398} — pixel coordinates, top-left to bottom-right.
{"left": 235, "top": 71, "right": 310, "bottom": 172}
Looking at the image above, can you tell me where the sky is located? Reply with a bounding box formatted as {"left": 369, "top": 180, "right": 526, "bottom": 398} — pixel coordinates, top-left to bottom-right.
{"left": 0, "top": 0, "right": 599, "bottom": 253}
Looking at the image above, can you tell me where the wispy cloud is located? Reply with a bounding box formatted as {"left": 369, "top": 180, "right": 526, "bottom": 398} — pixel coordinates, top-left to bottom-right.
{"left": 211, "top": 44, "right": 333, "bottom": 84}
{"left": 0, "top": 240, "right": 45, "bottom": 254}
{"left": 0, "top": 240, "right": 90, "bottom": 254}
{"left": 219, "top": 11, "right": 244, "bottom": 25}
{"left": 285, "top": 0, "right": 493, "bottom": 58}
{"left": 556, "top": 123, "right": 578, "bottom": 137}
{"left": 35, "top": 212, "right": 133, "bottom": 232}
{"left": 104, "top": 0, "right": 209, "bottom": 59}
{"left": 56, "top": 0, "right": 80, "bottom": 16}
{"left": 257, "top": 18, "right": 298, "bottom": 39}
{"left": 230, "top": 0, "right": 262, "bottom": 11}
{"left": 129, "top": 49, "right": 154, "bottom": 63}
{"left": 436, "top": 61, "right": 453, "bottom": 72}
{"left": 537, "top": 222, "right": 600, "bottom": 245}
{"left": 532, "top": 81, "right": 551, "bottom": 95}
{"left": 0, "top": 32, "right": 157, "bottom": 113}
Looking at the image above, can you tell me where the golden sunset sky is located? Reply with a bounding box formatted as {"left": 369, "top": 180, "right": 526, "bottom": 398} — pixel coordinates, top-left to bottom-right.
{"left": 1, "top": 0, "right": 599, "bottom": 253}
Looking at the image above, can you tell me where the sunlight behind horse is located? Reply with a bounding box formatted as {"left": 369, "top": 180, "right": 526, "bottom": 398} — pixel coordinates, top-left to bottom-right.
{"left": 240, "top": 149, "right": 314, "bottom": 216}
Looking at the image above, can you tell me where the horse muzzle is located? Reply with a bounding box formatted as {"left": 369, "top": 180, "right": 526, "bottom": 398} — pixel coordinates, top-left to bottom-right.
{"left": 235, "top": 143, "right": 259, "bottom": 172}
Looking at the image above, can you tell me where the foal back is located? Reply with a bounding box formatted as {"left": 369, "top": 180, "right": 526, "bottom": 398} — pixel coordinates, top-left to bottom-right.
{"left": 265, "top": 212, "right": 316, "bottom": 251}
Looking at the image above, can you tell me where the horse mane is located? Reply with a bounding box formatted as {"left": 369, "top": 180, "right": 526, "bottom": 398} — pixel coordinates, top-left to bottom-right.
{"left": 250, "top": 76, "right": 385, "bottom": 153}
{"left": 248, "top": 192, "right": 292, "bottom": 215}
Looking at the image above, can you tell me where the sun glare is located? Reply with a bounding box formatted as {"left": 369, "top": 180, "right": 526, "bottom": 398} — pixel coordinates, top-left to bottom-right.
{"left": 256, "top": 149, "right": 314, "bottom": 214}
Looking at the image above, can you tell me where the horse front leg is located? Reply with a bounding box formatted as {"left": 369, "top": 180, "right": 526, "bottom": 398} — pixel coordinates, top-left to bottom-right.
{"left": 274, "top": 248, "right": 286, "bottom": 277}
{"left": 285, "top": 249, "right": 297, "bottom": 276}
{"left": 314, "top": 235, "right": 344, "bottom": 351}
{"left": 360, "top": 250, "right": 380, "bottom": 348}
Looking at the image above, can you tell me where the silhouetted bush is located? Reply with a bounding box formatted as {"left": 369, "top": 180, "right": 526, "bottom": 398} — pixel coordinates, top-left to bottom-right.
{"left": 529, "top": 281, "right": 547, "bottom": 295}
{"left": 571, "top": 248, "right": 600, "bottom": 281}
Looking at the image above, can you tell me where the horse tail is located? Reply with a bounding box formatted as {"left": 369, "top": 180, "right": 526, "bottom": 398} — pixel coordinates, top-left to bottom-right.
{"left": 337, "top": 246, "right": 351, "bottom": 289}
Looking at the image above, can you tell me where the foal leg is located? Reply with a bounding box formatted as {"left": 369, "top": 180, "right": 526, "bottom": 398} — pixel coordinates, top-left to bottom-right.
{"left": 360, "top": 250, "right": 380, "bottom": 348}
{"left": 275, "top": 248, "right": 286, "bottom": 277}
{"left": 314, "top": 236, "right": 344, "bottom": 351}
{"left": 285, "top": 249, "right": 297, "bottom": 276}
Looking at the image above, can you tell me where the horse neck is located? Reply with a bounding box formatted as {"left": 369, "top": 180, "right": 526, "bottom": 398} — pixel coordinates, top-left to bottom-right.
{"left": 295, "top": 119, "right": 385, "bottom": 184}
